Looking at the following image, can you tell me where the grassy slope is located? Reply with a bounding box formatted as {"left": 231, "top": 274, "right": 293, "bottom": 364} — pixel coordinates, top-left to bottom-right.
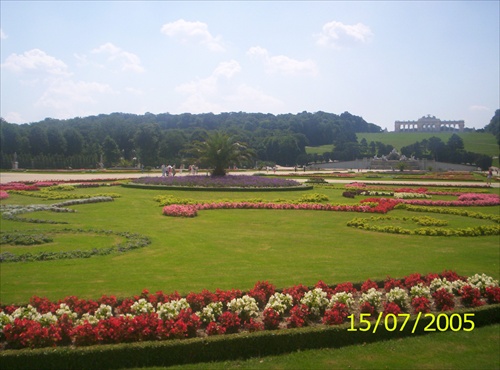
{"left": 306, "top": 132, "right": 499, "bottom": 162}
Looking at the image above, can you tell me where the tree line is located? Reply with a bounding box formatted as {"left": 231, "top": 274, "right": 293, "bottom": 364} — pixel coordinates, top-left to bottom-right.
{"left": 1, "top": 109, "right": 497, "bottom": 170}
{"left": 0, "top": 111, "right": 381, "bottom": 169}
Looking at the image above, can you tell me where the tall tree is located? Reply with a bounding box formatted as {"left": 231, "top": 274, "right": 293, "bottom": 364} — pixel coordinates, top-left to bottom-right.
{"left": 447, "top": 133, "right": 465, "bottom": 162}
{"left": 133, "top": 123, "right": 161, "bottom": 167}
{"left": 47, "top": 127, "right": 67, "bottom": 155}
{"left": 187, "top": 131, "right": 255, "bottom": 176}
{"left": 484, "top": 109, "right": 500, "bottom": 146}
{"left": 159, "top": 130, "right": 187, "bottom": 163}
{"left": 63, "top": 128, "right": 84, "bottom": 156}
{"left": 102, "top": 136, "right": 121, "bottom": 167}
{"left": 28, "top": 125, "right": 49, "bottom": 156}
{"left": 0, "top": 120, "right": 21, "bottom": 154}
{"left": 427, "top": 137, "right": 447, "bottom": 161}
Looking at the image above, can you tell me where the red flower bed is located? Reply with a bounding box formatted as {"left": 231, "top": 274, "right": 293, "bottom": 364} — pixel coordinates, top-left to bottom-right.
{"left": 1, "top": 271, "right": 497, "bottom": 350}
{"left": 0, "top": 183, "right": 39, "bottom": 191}
{"left": 401, "top": 193, "right": 500, "bottom": 207}
{"left": 162, "top": 199, "right": 400, "bottom": 218}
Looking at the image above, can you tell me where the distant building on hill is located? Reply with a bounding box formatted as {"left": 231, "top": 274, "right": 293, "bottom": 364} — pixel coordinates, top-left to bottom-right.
{"left": 395, "top": 115, "right": 464, "bottom": 132}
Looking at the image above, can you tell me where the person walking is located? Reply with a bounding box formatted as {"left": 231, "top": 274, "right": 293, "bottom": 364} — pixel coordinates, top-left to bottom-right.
{"left": 487, "top": 167, "right": 493, "bottom": 185}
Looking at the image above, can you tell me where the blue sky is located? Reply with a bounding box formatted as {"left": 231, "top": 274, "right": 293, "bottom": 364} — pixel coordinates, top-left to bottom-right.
{"left": 1, "top": 1, "right": 498, "bottom": 131}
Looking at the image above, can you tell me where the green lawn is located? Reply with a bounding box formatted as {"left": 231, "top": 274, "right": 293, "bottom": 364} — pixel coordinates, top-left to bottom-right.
{"left": 1, "top": 185, "right": 498, "bottom": 304}
{"left": 144, "top": 324, "right": 500, "bottom": 370}
{"left": 1, "top": 183, "right": 499, "bottom": 368}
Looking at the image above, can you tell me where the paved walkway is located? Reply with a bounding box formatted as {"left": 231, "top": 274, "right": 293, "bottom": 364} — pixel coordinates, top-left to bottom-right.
{"left": 1, "top": 171, "right": 498, "bottom": 188}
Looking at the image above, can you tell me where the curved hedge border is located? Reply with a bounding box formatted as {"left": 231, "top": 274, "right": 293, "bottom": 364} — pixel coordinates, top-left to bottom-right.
{"left": 0, "top": 228, "right": 151, "bottom": 263}
{"left": 122, "top": 183, "right": 313, "bottom": 192}
{"left": 0, "top": 232, "right": 54, "bottom": 245}
{"left": 0, "top": 197, "right": 114, "bottom": 224}
{"left": 1, "top": 304, "right": 498, "bottom": 370}
{"left": 347, "top": 216, "right": 500, "bottom": 237}
{"left": 347, "top": 205, "right": 500, "bottom": 237}
{"left": 9, "top": 190, "right": 121, "bottom": 201}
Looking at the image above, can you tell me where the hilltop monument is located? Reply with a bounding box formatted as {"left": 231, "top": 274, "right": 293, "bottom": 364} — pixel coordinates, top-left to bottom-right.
{"left": 395, "top": 115, "right": 464, "bottom": 132}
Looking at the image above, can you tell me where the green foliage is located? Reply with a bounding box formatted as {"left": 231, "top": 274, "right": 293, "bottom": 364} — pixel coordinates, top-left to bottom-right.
{"left": 1, "top": 185, "right": 499, "bottom": 307}
{"left": 154, "top": 195, "right": 198, "bottom": 206}
{"left": 9, "top": 190, "right": 121, "bottom": 200}
{"left": 305, "top": 177, "right": 327, "bottom": 184}
{"left": 0, "top": 111, "right": 382, "bottom": 169}
{"left": 296, "top": 193, "right": 329, "bottom": 203}
{"left": 45, "top": 185, "right": 76, "bottom": 191}
{"left": 347, "top": 208, "right": 500, "bottom": 237}
{"left": 133, "top": 123, "right": 161, "bottom": 167}
{"left": 1, "top": 232, "right": 53, "bottom": 245}
{"left": 186, "top": 131, "right": 255, "bottom": 176}
{"left": 102, "top": 136, "right": 122, "bottom": 167}
{"left": 484, "top": 109, "right": 500, "bottom": 146}
{"left": 0, "top": 228, "right": 151, "bottom": 263}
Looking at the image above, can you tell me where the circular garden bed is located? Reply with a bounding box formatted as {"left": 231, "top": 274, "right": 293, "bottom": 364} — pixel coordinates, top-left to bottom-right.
{"left": 123, "top": 175, "right": 313, "bottom": 191}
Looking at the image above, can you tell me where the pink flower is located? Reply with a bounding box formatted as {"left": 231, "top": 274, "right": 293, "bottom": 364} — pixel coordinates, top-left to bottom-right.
{"left": 162, "top": 205, "right": 198, "bottom": 217}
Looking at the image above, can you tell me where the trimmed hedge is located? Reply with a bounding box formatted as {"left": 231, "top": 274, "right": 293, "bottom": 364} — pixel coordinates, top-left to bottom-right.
{"left": 1, "top": 304, "right": 498, "bottom": 370}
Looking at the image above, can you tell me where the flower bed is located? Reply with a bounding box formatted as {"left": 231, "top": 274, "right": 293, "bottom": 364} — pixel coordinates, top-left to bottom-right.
{"left": 160, "top": 192, "right": 500, "bottom": 220}
{"left": 394, "top": 172, "right": 478, "bottom": 181}
{"left": 162, "top": 198, "right": 400, "bottom": 218}
{"left": 394, "top": 192, "right": 432, "bottom": 199}
{"left": 154, "top": 193, "right": 329, "bottom": 207}
{"left": 130, "top": 175, "right": 306, "bottom": 190}
{"left": 345, "top": 181, "right": 492, "bottom": 189}
{"left": 400, "top": 193, "right": 500, "bottom": 207}
{"left": 162, "top": 205, "right": 198, "bottom": 218}
{"left": 0, "top": 271, "right": 498, "bottom": 350}
{"left": 0, "top": 183, "right": 39, "bottom": 192}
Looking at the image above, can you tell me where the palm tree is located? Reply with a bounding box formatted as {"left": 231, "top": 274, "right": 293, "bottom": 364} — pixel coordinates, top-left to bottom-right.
{"left": 187, "top": 131, "right": 255, "bottom": 176}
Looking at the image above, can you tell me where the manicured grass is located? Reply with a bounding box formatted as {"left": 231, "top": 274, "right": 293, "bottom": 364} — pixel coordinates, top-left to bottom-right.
{"left": 1, "top": 185, "right": 498, "bottom": 304}
{"left": 1, "top": 181, "right": 499, "bottom": 368}
{"left": 138, "top": 324, "right": 500, "bottom": 370}
{"left": 0, "top": 232, "right": 121, "bottom": 255}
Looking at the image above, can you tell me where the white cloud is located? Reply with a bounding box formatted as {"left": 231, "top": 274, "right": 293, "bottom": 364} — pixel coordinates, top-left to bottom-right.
{"left": 91, "top": 42, "right": 144, "bottom": 73}
{"left": 35, "top": 78, "right": 115, "bottom": 117}
{"left": 1, "top": 49, "right": 70, "bottom": 76}
{"left": 315, "top": 21, "right": 373, "bottom": 49}
{"left": 175, "top": 60, "right": 284, "bottom": 113}
{"left": 224, "top": 84, "right": 286, "bottom": 112}
{"left": 176, "top": 59, "right": 241, "bottom": 95}
{"left": 125, "top": 87, "right": 144, "bottom": 95}
{"left": 161, "top": 19, "right": 225, "bottom": 52}
{"left": 469, "top": 105, "right": 490, "bottom": 112}
{"left": 3, "top": 111, "right": 24, "bottom": 124}
{"left": 213, "top": 60, "right": 241, "bottom": 78}
{"left": 1, "top": 29, "right": 7, "bottom": 39}
{"left": 247, "top": 46, "right": 318, "bottom": 76}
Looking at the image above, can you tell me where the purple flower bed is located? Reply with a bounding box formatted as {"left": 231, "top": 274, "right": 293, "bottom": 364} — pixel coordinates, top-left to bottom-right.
{"left": 132, "top": 175, "right": 303, "bottom": 188}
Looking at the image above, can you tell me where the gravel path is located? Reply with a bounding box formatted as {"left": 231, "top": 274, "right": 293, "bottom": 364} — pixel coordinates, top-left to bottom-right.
{"left": 1, "top": 171, "right": 497, "bottom": 188}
